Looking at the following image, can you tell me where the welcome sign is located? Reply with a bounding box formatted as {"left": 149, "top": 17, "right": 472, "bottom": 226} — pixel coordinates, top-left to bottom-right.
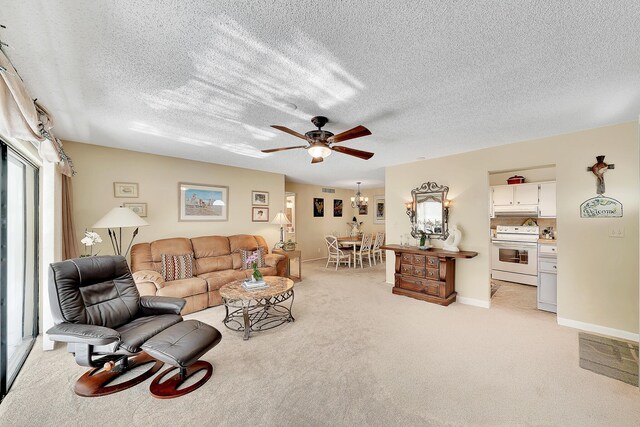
{"left": 580, "top": 196, "right": 623, "bottom": 218}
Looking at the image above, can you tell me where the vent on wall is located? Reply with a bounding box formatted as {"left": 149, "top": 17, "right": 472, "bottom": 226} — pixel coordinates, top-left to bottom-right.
{"left": 321, "top": 188, "right": 335, "bottom": 193}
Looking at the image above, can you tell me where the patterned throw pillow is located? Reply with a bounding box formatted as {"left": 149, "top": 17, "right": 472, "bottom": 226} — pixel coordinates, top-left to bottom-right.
{"left": 161, "top": 253, "right": 194, "bottom": 281}
{"left": 240, "top": 248, "right": 265, "bottom": 270}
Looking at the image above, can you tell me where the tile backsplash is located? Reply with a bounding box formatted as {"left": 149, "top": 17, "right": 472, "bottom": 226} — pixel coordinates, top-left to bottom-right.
{"left": 490, "top": 217, "right": 557, "bottom": 237}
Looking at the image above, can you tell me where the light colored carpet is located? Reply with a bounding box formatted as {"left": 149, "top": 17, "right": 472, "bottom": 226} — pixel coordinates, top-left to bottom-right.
{"left": 1, "top": 260, "right": 639, "bottom": 426}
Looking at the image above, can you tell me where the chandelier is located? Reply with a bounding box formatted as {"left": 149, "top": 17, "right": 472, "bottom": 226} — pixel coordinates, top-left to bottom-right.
{"left": 350, "top": 182, "right": 368, "bottom": 208}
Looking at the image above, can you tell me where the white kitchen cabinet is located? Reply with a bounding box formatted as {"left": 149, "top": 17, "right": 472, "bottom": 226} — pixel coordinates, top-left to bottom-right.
{"left": 537, "top": 244, "right": 557, "bottom": 313}
{"left": 513, "top": 183, "right": 539, "bottom": 205}
{"left": 492, "top": 185, "right": 514, "bottom": 206}
{"left": 491, "top": 183, "right": 539, "bottom": 211}
{"left": 538, "top": 182, "right": 556, "bottom": 218}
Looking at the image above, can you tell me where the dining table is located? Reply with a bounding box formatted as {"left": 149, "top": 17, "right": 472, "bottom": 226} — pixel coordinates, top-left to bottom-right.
{"left": 336, "top": 236, "right": 362, "bottom": 264}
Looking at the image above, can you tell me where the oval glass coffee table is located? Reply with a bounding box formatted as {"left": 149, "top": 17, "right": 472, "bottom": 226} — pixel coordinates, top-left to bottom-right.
{"left": 219, "top": 276, "right": 295, "bottom": 340}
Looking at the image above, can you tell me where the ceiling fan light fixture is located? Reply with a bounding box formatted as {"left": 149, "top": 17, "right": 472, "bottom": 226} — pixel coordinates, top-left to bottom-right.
{"left": 307, "top": 143, "right": 331, "bottom": 159}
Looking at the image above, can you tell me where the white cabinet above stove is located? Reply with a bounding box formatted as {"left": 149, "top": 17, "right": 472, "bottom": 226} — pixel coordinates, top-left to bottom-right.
{"left": 490, "top": 182, "right": 556, "bottom": 218}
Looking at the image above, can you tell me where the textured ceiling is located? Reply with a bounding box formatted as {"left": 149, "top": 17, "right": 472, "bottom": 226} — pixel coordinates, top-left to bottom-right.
{"left": 2, "top": 1, "right": 640, "bottom": 188}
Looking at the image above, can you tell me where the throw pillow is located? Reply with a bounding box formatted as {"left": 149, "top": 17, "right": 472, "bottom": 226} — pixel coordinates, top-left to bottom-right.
{"left": 161, "top": 253, "right": 194, "bottom": 281}
{"left": 240, "top": 248, "right": 265, "bottom": 270}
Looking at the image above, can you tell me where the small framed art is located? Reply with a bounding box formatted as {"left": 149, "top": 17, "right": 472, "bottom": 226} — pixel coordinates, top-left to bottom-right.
{"left": 374, "top": 196, "right": 385, "bottom": 223}
{"left": 313, "top": 198, "right": 324, "bottom": 217}
{"left": 252, "top": 207, "right": 269, "bottom": 222}
{"left": 333, "top": 199, "right": 343, "bottom": 217}
{"left": 252, "top": 191, "right": 269, "bottom": 206}
{"left": 114, "top": 182, "right": 139, "bottom": 198}
{"left": 123, "top": 202, "right": 147, "bottom": 217}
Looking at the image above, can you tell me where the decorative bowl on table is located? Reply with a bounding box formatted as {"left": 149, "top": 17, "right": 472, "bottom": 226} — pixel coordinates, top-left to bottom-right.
{"left": 418, "top": 245, "right": 432, "bottom": 250}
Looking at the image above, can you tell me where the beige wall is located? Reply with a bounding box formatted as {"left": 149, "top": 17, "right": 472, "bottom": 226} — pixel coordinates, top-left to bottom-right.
{"left": 65, "top": 141, "right": 285, "bottom": 254}
{"left": 386, "top": 122, "right": 639, "bottom": 335}
{"left": 285, "top": 182, "right": 384, "bottom": 260}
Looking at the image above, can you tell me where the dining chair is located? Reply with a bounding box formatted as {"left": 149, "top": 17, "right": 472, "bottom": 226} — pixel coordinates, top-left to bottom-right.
{"left": 325, "top": 235, "right": 351, "bottom": 270}
{"left": 355, "top": 233, "right": 373, "bottom": 268}
{"left": 371, "top": 232, "right": 385, "bottom": 264}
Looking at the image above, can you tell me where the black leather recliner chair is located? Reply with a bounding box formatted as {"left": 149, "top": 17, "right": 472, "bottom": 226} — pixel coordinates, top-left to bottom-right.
{"left": 47, "top": 255, "right": 214, "bottom": 397}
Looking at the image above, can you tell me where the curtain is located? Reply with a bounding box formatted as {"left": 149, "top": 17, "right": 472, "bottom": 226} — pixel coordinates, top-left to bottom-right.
{"left": 61, "top": 174, "right": 79, "bottom": 259}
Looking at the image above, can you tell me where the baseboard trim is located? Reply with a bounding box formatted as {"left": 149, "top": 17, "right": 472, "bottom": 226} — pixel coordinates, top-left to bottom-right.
{"left": 302, "top": 257, "right": 326, "bottom": 262}
{"left": 457, "top": 296, "right": 491, "bottom": 309}
{"left": 557, "top": 317, "right": 639, "bottom": 342}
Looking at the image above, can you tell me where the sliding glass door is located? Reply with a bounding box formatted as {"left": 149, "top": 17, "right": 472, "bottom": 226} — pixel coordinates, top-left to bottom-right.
{"left": 0, "top": 141, "right": 39, "bottom": 398}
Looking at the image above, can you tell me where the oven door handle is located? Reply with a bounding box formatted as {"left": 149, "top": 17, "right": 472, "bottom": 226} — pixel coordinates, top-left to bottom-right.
{"left": 492, "top": 242, "right": 538, "bottom": 250}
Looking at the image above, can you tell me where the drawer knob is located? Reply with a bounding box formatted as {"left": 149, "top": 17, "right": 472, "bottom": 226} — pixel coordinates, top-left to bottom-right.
{"left": 553, "top": 265, "right": 556, "bottom": 269}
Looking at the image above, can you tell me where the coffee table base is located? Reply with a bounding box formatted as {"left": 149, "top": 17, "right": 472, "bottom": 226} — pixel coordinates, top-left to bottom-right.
{"left": 223, "top": 289, "right": 295, "bottom": 340}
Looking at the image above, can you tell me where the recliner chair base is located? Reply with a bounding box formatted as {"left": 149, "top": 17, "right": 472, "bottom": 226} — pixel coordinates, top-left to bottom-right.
{"left": 149, "top": 361, "right": 213, "bottom": 399}
{"left": 75, "top": 352, "right": 164, "bottom": 397}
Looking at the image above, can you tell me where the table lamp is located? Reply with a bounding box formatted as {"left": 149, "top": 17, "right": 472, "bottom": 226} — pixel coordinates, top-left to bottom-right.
{"left": 93, "top": 207, "right": 149, "bottom": 257}
{"left": 271, "top": 211, "right": 291, "bottom": 249}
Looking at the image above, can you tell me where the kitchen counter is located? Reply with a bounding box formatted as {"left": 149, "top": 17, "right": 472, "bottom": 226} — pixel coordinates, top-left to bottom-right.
{"left": 538, "top": 239, "right": 557, "bottom": 244}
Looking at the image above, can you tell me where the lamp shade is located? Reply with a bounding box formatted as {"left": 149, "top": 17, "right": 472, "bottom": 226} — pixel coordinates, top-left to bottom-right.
{"left": 93, "top": 207, "right": 149, "bottom": 228}
{"left": 271, "top": 212, "right": 291, "bottom": 225}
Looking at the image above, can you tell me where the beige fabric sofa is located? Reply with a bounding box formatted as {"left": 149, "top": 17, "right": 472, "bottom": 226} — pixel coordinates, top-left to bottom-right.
{"left": 130, "top": 234, "right": 287, "bottom": 314}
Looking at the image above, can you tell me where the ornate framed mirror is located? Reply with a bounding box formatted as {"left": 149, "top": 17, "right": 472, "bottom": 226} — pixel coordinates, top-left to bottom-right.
{"left": 408, "top": 182, "right": 449, "bottom": 240}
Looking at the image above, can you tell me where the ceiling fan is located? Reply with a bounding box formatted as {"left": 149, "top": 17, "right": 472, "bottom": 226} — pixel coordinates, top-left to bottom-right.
{"left": 262, "top": 116, "right": 373, "bottom": 164}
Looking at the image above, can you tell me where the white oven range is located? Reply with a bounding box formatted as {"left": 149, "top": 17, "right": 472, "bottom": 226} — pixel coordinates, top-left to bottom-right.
{"left": 491, "top": 225, "right": 539, "bottom": 286}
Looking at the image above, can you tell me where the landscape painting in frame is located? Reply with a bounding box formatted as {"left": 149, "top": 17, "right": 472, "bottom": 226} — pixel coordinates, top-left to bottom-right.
{"left": 179, "top": 183, "right": 228, "bottom": 221}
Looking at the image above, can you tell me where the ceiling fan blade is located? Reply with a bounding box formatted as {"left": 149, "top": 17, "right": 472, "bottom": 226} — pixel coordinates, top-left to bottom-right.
{"left": 311, "top": 156, "right": 324, "bottom": 164}
{"left": 261, "top": 145, "right": 307, "bottom": 153}
{"left": 327, "top": 125, "right": 371, "bottom": 144}
{"left": 330, "top": 146, "right": 374, "bottom": 160}
{"left": 271, "top": 125, "right": 307, "bottom": 140}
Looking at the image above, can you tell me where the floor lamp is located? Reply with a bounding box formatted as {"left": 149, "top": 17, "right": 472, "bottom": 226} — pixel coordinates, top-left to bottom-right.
{"left": 271, "top": 211, "right": 291, "bottom": 249}
{"left": 93, "top": 207, "right": 149, "bottom": 257}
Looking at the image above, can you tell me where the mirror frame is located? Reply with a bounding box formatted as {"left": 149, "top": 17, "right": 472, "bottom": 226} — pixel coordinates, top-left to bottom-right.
{"left": 409, "top": 182, "right": 449, "bottom": 240}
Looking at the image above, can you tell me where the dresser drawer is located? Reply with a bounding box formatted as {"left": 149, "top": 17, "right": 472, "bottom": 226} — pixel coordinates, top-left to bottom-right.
{"left": 426, "top": 268, "right": 439, "bottom": 280}
{"left": 399, "top": 276, "right": 440, "bottom": 296}
{"left": 401, "top": 253, "right": 413, "bottom": 263}
{"left": 413, "top": 266, "right": 426, "bottom": 277}
{"left": 401, "top": 263, "right": 413, "bottom": 275}
{"left": 426, "top": 257, "right": 439, "bottom": 268}
{"left": 412, "top": 255, "right": 426, "bottom": 265}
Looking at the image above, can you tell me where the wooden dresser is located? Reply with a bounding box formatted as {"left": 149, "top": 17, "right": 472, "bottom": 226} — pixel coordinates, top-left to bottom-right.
{"left": 380, "top": 244, "right": 478, "bottom": 306}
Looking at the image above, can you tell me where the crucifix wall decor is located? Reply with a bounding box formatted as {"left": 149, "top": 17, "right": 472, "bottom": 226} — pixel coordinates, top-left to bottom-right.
{"left": 586, "top": 155, "right": 615, "bottom": 195}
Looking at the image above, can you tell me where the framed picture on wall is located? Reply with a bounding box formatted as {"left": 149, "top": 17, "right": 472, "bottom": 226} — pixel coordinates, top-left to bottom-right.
{"left": 313, "top": 198, "right": 324, "bottom": 217}
{"left": 252, "top": 191, "right": 269, "bottom": 206}
{"left": 114, "top": 182, "right": 139, "bottom": 198}
{"left": 333, "top": 199, "right": 343, "bottom": 217}
{"left": 123, "top": 202, "right": 147, "bottom": 217}
{"left": 374, "top": 196, "right": 385, "bottom": 223}
{"left": 252, "top": 207, "right": 269, "bottom": 222}
{"left": 179, "top": 183, "right": 228, "bottom": 221}
{"left": 358, "top": 204, "right": 368, "bottom": 215}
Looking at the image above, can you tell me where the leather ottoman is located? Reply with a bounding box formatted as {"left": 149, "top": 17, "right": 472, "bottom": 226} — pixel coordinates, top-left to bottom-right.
{"left": 142, "top": 319, "right": 222, "bottom": 398}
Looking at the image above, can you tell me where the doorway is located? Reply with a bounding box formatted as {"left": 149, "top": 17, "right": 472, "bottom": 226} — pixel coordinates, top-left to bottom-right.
{"left": 488, "top": 165, "right": 557, "bottom": 315}
{"left": 285, "top": 192, "right": 296, "bottom": 243}
{"left": 0, "top": 141, "right": 39, "bottom": 398}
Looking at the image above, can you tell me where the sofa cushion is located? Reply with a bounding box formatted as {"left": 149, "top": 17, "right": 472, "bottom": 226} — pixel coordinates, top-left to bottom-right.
{"left": 161, "top": 253, "right": 194, "bottom": 281}
{"left": 191, "top": 236, "right": 231, "bottom": 258}
{"left": 240, "top": 248, "right": 265, "bottom": 270}
{"left": 157, "top": 277, "right": 207, "bottom": 299}
{"left": 229, "top": 235, "right": 259, "bottom": 253}
{"left": 199, "top": 270, "right": 247, "bottom": 292}
{"left": 150, "top": 238, "right": 194, "bottom": 271}
{"left": 194, "top": 255, "right": 233, "bottom": 276}
{"left": 256, "top": 266, "right": 277, "bottom": 277}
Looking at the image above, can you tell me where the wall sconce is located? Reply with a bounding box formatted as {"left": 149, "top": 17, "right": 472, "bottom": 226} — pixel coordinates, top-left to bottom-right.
{"left": 443, "top": 199, "right": 452, "bottom": 222}
{"left": 405, "top": 202, "right": 415, "bottom": 222}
